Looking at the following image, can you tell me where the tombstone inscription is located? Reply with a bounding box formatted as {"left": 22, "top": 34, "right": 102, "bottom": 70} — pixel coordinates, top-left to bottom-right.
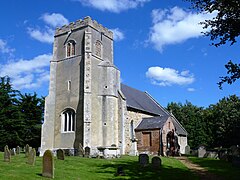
{"left": 42, "top": 150, "right": 54, "bottom": 178}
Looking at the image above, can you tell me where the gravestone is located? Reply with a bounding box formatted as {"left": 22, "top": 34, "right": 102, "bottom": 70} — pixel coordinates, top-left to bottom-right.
{"left": 185, "top": 145, "right": 190, "bottom": 155}
{"left": 115, "top": 166, "right": 125, "bottom": 176}
{"left": 16, "top": 146, "right": 21, "bottom": 155}
{"left": 230, "top": 145, "right": 240, "bottom": 156}
{"left": 78, "top": 143, "right": 84, "bottom": 157}
{"left": 198, "top": 146, "right": 206, "bottom": 158}
{"left": 152, "top": 156, "right": 161, "bottom": 169}
{"left": 28, "top": 148, "right": 36, "bottom": 165}
{"left": 139, "top": 154, "right": 149, "bottom": 167}
{"left": 11, "top": 148, "right": 16, "bottom": 156}
{"left": 85, "top": 146, "right": 90, "bottom": 158}
{"left": 56, "top": 149, "right": 65, "bottom": 160}
{"left": 4, "top": 145, "right": 11, "bottom": 162}
{"left": 42, "top": 150, "right": 54, "bottom": 178}
{"left": 25, "top": 144, "right": 30, "bottom": 157}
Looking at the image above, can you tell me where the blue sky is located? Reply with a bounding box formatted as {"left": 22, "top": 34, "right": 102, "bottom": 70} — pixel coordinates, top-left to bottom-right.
{"left": 0, "top": 0, "right": 239, "bottom": 107}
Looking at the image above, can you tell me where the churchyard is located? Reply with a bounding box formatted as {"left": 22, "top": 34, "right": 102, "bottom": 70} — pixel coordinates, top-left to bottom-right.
{"left": 1, "top": 148, "right": 240, "bottom": 180}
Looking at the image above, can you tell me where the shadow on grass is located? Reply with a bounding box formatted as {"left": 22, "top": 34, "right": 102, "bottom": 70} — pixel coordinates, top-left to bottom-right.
{"left": 96, "top": 158, "right": 197, "bottom": 180}
{"left": 188, "top": 157, "right": 240, "bottom": 179}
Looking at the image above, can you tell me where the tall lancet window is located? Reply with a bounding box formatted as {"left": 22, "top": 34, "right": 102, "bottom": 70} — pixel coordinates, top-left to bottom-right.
{"left": 95, "top": 40, "right": 102, "bottom": 58}
{"left": 130, "top": 120, "right": 134, "bottom": 140}
{"left": 66, "top": 40, "right": 76, "bottom": 57}
{"left": 61, "top": 108, "right": 75, "bottom": 132}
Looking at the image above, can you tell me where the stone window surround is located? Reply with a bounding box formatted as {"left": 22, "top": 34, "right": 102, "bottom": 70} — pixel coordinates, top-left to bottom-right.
{"left": 61, "top": 108, "right": 76, "bottom": 133}
{"left": 66, "top": 40, "right": 76, "bottom": 58}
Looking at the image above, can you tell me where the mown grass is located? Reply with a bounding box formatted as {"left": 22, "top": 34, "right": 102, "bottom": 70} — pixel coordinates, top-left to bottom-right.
{"left": 188, "top": 156, "right": 240, "bottom": 180}
{"left": 0, "top": 152, "right": 198, "bottom": 180}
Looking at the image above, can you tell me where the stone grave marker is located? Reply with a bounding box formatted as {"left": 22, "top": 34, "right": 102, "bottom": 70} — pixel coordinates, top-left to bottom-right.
{"left": 78, "top": 143, "right": 84, "bottom": 157}
{"left": 4, "top": 145, "right": 11, "bottom": 162}
{"left": 198, "top": 145, "right": 206, "bottom": 158}
{"left": 27, "top": 148, "right": 36, "bottom": 165}
{"left": 185, "top": 145, "right": 191, "bottom": 155}
{"left": 16, "top": 146, "right": 21, "bottom": 155}
{"left": 85, "top": 146, "right": 90, "bottom": 158}
{"left": 25, "top": 144, "right": 30, "bottom": 157}
{"left": 10, "top": 148, "right": 16, "bottom": 156}
{"left": 139, "top": 153, "right": 149, "bottom": 167}
{"left": 152, "top": 156, "right": 161, "bottom": 169}
{"left": 56, "top": 149, "right": 65, "bottom": 160}
{"left": 42, "top": 150, "right": 54, "bottom": 178}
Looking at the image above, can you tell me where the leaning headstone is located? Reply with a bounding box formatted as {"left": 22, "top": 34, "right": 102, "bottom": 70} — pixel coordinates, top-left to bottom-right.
{"left": 78, "top": 143, "right": 84, "bottom": 157}
{"left": 185, "top": 145, "right": 191, "bottom": 155}
{"left": 27, "top": 148, "right": 36, "bottom": 165}
{"left": 85, "top": 146, "right": 90, "bottom": 158}
{"left": 16, "top": 146, "right": 20, "bottom": 155}
{"left": 56, "top": 149, "right": 65, "bottom": 160}
{"left": 42, "top": 150, "right": 54, "bottom": 178}
{"left": 25, "top": 144, "right": 30, "bottom": 157}
{"left": 139, "top": 153, "right": 149, "bottom": 167}
{"left": 198, "top": 145, "right": 206, "bottom": 158}
{"left": 4, "top": 145, "right": 11, "bottom": 162}
{"left": 152, "top": 156, "right": 161, "bottom": 169}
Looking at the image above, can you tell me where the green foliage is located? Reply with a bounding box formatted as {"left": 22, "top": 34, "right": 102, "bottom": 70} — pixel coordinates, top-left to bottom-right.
{"left": 0, "top": 76, "right": 44, "bottom": 150}
{"left": 167, "top": 95, "right": 240, "bottom": 148}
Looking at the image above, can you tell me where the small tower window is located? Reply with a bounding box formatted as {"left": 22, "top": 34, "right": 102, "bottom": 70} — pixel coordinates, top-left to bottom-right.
{"left": 95, "top": 40, "right": 102, "bottom": 58}
{"left": 68, "top": 80, "right": 71, "bottom": 91}
{"left": 66, "top": 40, "right": 76, "bottom": 57}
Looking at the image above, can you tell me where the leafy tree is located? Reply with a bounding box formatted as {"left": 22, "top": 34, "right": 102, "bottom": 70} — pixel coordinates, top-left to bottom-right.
{"left": 187, "top": 0, "right": 240, "bottom": 88}
{"left": 208, "top": 95, "right": 240, "bottom": 147}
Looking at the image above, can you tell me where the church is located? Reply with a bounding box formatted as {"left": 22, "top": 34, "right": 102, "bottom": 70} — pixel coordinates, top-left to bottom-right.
{"left": 40, "top": 16, "right": 188, "bottom": 157}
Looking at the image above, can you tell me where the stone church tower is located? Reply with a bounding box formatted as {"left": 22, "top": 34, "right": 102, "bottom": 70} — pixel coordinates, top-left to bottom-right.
{"left": 40, "top": 17, "right": 125, "bottom": 156}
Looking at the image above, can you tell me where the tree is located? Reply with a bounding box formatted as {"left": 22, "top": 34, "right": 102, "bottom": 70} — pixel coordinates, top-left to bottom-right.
{"left": 188, "top": 0, "right": 240, "bottom": 88}
{"left": 0, "top": 76, "right": 24, "bottom": 150}
{"left": 18, "top": 93, "right": 44, "bottom": 148}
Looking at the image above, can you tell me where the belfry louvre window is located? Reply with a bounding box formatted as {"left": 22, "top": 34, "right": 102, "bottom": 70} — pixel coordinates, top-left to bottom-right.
{"left": 62, "top": 108, "right": 75, "bottom": 132}
{"left": 66, "top": 40, "right": 76, "bottom": 57}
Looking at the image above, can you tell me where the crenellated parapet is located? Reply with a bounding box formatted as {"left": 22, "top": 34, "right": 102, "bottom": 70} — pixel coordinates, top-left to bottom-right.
{"left": 55, "top": 16, "right": 113, "bottom": 39}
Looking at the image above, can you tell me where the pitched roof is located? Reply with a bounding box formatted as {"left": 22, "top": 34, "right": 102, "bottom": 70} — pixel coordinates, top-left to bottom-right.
{"left": 121, "top": 84, "right": 168, "bottom": 116}
{"left": 121, "top": 83, "right": 188, "bottom": 136}
{"left": 135, "top": 116, "right": 168, "bottom": 130}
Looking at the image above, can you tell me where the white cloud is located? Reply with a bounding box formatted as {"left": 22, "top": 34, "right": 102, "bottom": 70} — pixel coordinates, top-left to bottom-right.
{"left": 0, "top": 39, "right": 15, "bottom": 54}
{"left": 41, "top": 13, "right": 69, "bottom": 27}
{"left": 27, "top": 13, "right": 68, "bottom": 44}
{"left": 110, "top": 28, "right": 124, "bottom": 41}
{"left": 77, "top": 0, "right": 150, "bottom": 13}
{"left": 0, "top": 54, "right": 51, "bottom": 90}
{"left": 146, "top": 66, "right": 195, "bottom": 86}
{"left": 27, "top": 27, "right": 54, "bottom": 44}
{"left": 149, "top": 6, "right": 217, "bottom": 52}
{"left": 187, "top": 88, "right": 196, "bottom": 92}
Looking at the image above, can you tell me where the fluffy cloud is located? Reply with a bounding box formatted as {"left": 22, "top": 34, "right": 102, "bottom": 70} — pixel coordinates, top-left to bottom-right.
{"left": 28, "top": 13, "right": 69, "bottom": 44}
{"left": 187, "top": 88, "right": 196, "bottom": 92}
{"left": 110, "top": 28, "right": 125, "bottom": 41}
{"left": 0, "top": 39, "right": 15, "bottom": 54}
{"left": 149, "top": 7, "right": 216, "bottom": 52}
{"left": 77, "top": 0, "right": 150, "bottom": 13}
{"left": 0, "top": 54, "right": 51, "bottom": 89}
{"left": 146, "top": 66, "right": 195, "bottom": 86}
{"left": 41, "top": 13, "right": 69, "bottom": 27}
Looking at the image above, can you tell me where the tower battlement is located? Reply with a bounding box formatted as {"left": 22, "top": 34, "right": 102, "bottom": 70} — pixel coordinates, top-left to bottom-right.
{"left": 55, "top": 16, "right": 113, "bottom": 39}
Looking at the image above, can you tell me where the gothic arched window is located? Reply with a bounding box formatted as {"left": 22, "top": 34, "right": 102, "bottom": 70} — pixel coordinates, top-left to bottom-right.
{"left": 61, "top": 108, "right": 75, "bottom": 132}
{"left": 66, "top": 40, "right": 76, "bottom": 57}
{"left": 95, "top": 40, "right": 102, "bottom": 58}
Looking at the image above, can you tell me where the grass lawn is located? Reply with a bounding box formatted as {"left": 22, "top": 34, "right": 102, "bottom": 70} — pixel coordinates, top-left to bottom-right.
{"left": 188, "top": 156, "right": 240, "bottom": 180}
{"left": 0, "top": 152, "right": 197, "bottom": 180}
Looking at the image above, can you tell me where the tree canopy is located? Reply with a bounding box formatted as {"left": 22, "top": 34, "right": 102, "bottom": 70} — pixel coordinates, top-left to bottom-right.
{"left": 187, "top": 0, "right": 240, "bottom": 88}
{"left": 0, "top": 76, "right": 44, "bottom": 150}
{"left": 167, "top": 95, "right": 240, "bottom": 148}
